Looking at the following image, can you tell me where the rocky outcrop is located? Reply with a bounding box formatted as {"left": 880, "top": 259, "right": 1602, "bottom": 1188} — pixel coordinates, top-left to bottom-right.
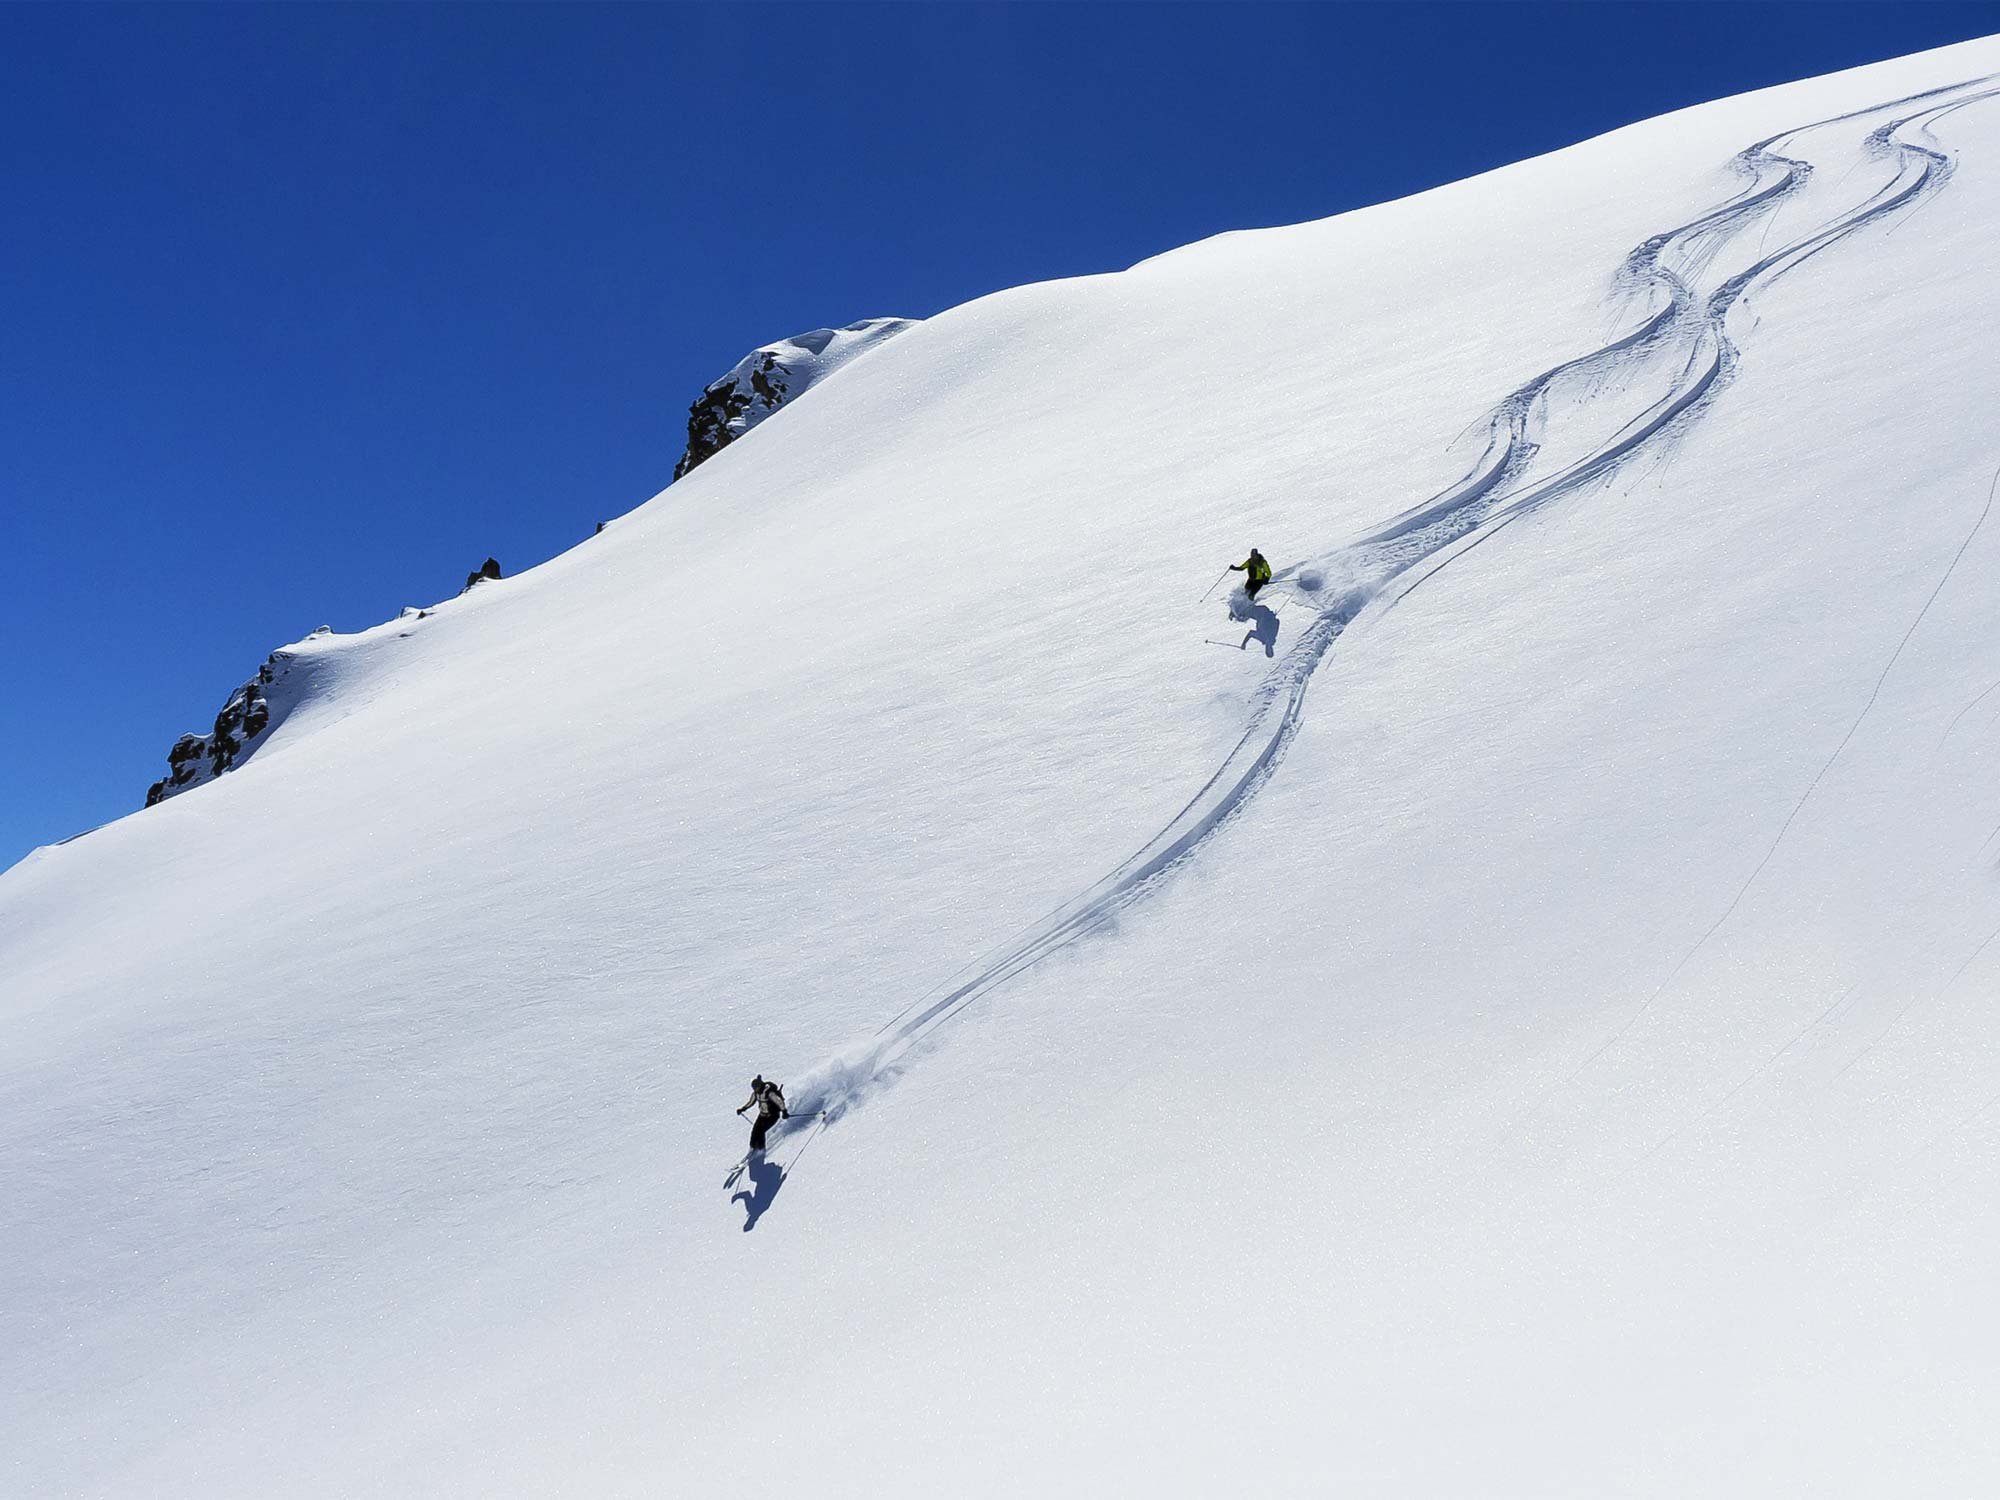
{"left": 143, "top": 544, "right": 508, "bottom": 810}
{"left": 674, "top": 317, "right": 918, "bottom": 480}
{"left": 144, "top": 633, "right": 326, "bottom": 807}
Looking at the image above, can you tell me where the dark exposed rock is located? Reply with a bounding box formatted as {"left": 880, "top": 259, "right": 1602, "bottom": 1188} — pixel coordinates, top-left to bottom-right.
{"left": 675, "top": 353, "right": 780, "bottom": 481}
{"left": 673, "top": 317, "right": 918, "bottom": 481}
{"left": 145, "top": 653, "right": 292, "bottom": 807}
{"left": 144, "top": 560, "right": 482, "bottom": 811}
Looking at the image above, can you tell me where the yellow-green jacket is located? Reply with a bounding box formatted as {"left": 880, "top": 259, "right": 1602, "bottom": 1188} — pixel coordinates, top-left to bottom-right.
{"left": 1232, "top": 551, "right": 1272, "bottom": 588}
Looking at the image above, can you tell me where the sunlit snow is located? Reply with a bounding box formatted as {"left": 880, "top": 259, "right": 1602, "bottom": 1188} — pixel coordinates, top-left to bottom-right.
{"left": 7, "top": 36, "right": 2000, "bottom": 1496}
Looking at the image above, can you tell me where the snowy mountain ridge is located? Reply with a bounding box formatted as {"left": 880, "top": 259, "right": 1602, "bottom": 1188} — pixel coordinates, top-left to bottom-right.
{"left": 9, "top": 36, "right": 2000, "bottom": 1497}
{"left": 132, "top": 314, "right": 918, "bottom": 816}
{"left": 672, "top": 315, "right": 918, "bottom": 478}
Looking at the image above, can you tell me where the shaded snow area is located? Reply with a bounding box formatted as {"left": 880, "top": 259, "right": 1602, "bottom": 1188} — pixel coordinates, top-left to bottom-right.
{"left": 672, "top": 315, "right": 917, "bottom": 478}
{"left": 10, "top": 37, "right": 2000, "bottom": 1496}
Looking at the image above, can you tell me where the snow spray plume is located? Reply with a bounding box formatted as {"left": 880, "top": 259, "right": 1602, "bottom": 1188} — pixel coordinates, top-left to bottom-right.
{"left": 778, "top": 1036, "right": 916, "bottom": 1130}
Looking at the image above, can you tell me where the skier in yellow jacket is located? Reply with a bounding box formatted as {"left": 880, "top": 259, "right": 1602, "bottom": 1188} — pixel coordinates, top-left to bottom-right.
{"left": 1229, "top": 548, "right": 1273, "bottom": 600}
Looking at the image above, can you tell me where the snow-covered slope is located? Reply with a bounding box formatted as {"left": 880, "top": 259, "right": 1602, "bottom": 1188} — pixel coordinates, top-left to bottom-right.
{"left": 10, "top": 38, "right": 2000, "bottom": 1496}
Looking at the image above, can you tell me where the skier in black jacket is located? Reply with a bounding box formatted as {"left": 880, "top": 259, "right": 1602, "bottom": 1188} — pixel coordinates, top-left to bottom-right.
{"left": 736, "top": 1076, "right": 789, "bottom": 1153}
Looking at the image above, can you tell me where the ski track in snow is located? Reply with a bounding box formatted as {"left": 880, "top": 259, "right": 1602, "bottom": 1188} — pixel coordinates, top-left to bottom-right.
{"left": 779, "top": 74, "right": 2000, "bottom": 1146}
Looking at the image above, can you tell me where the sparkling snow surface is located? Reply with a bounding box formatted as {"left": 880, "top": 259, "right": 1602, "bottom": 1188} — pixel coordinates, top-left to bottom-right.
{"left": 8, "top": 37, "right": 2000, "bottom": 1497}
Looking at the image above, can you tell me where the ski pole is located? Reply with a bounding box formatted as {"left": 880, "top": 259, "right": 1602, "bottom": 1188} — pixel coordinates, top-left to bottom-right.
{"left": 1198, "top": 567, "right": 1232, "bottom": 603}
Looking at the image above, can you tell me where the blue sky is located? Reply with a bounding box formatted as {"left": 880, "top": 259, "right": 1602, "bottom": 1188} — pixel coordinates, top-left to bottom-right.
{"left": 5, "top": 1, "right": 1998, "bottom": 868}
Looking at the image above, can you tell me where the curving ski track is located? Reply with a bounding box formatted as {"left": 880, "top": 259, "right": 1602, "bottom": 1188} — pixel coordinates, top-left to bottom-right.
{"left": 785, "top": 75, "right": 2000, "bottom": 1133}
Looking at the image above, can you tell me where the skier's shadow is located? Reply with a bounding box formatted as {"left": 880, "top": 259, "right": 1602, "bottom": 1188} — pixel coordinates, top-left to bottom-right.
{"left": 729, "top": 1154, "right": 785, "bottom": 1232}
{"left": 1229, "top": 600, "right": 1281, "bottom": 658}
